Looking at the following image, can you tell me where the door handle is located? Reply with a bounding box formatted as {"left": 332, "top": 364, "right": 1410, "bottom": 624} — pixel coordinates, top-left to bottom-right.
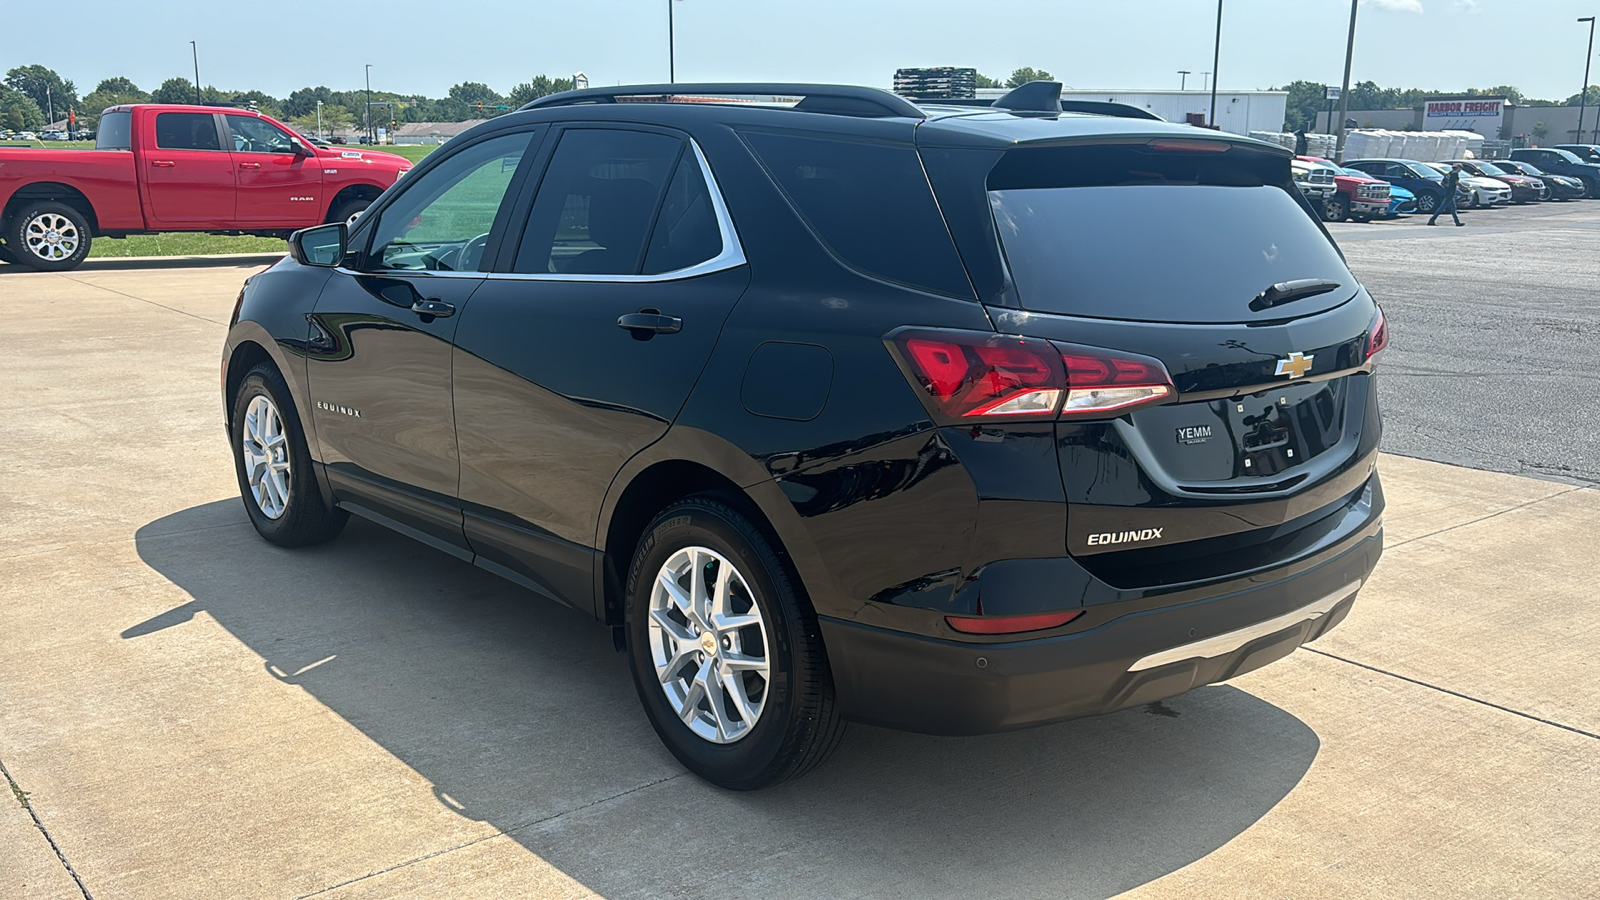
{"left": 616, "top": 311, "right": 682, "bottom": 335}
{"left": 150, "top": 160, "right": 175, "bottom": 167}
{"left": 239, "top": 162, "right": 262, "bottom": 169}
{"left": 410, "top": 298, "right": 455, "bottom": 318}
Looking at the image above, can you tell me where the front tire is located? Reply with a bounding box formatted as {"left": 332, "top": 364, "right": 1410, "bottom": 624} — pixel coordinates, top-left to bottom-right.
{"left": 625, "top": 497, "right": 845, "bottom": 790}
{"left": 230, "top": 363, "right": 347, "bottom": 547}
{"left": 1322, "top": 194, "right": 1349, "bottom": 222}
{"left": 1416, "top": 191, "right": 1439, "bottom": 214}
{"left": 328, "top": 197, "right": 371, "bottom": 227}
{"left": 6, "top": 201, "right": 92, "bottom": 271}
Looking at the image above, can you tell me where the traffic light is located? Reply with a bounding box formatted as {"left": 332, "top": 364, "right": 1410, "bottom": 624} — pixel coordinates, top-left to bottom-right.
{"left": 477, "top": 102, "right": 483, "bottom": 111}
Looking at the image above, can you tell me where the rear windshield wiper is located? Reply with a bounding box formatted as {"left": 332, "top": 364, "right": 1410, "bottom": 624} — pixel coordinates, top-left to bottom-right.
{"left": 1249, "top": 278, "right": 1343, "bottom": 312}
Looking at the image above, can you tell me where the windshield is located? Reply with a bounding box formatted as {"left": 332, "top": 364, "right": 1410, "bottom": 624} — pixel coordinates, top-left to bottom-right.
{"left": 990, "top": 184, "right": 1352, "bottom": 324}
{"left": 1550, "top": 149, "right": 1584, "bottom": 163}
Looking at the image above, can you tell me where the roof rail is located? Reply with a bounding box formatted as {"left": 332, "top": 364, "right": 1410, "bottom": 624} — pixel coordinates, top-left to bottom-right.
{"left": 520, "top": 83, "right": 925, "bottom": 119}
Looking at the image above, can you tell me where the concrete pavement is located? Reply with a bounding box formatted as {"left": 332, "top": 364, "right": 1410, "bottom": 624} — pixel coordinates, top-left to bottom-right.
{"left": 1, "top": 258, "right": 1595, "bottom": 899}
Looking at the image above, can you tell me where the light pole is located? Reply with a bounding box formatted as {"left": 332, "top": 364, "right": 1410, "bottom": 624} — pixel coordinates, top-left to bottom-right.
{"left": 45, "top": 84, "right": 52, "bottom": 128}
{"left": 1208, "top": 0, "right": 1223, "bottom": 127}
{"left": 668, "top": 0, "right": 682, "bottom": 83}
{"left": 1201, "top": 72, "right": 1211, "bottom": 92}
{"left": 1579, "top": 17, "right": 1595, "bottom": 145}
{"left": 365, "top": 64, "right": 373, "bottom": 144}
{"left": 1334, "top": 0, "right": 1359, "bottom": 163}
{"left": 191, "top": 41, "right": 202, "bottom": 105}
{"left": 316, "top": 100, "right": 324, "bottom": 140}
{"left": 1179, "top": 70, "right": 1191, "bottom": 91}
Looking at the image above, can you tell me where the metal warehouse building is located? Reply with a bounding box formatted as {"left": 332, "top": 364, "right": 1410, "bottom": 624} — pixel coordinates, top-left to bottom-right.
{"left": 975, "top": 88, "right": 1289, "bottom": 137}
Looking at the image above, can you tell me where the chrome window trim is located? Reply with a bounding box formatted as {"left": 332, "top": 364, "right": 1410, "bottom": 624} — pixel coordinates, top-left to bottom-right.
{"left": 342, "top": 138, "right": 745, "bottom": 284}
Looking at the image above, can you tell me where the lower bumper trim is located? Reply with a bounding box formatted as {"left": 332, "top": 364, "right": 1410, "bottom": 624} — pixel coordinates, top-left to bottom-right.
{"left": 1127, "top": 579, "right": 1362, "bottom": 672}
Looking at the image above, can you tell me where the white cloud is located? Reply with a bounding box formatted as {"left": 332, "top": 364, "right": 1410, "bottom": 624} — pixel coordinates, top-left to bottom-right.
{"left": 1454, "top": 0, "right": 1480, "bottom": 11}
{"left": 1363, "top": 0, "right": 1425, "bottom": 12}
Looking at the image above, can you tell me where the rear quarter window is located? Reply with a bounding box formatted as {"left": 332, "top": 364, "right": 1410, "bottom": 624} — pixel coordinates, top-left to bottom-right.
{"left": 95, "top": 112, "right": 131, "bottom": 150}
{"left": 741, "top": 130, "right": 973, "bottom": 299}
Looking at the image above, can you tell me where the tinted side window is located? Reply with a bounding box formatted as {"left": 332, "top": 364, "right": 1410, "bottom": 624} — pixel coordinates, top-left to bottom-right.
{"left": 227, "top": 115, "right": 296, "bottom": 154}
{"left": 155, "top": 112, "right": 221, "bottom": 151}
{"left": 742, "top": 131, "right": 972, "bottom": 298}
{"left": 96, "top": 111, "right": 131, "bottom": 150}
{"left": 514, "top": 129, "right": 682, "bottom": 275}
{"left": 367, "top": 132, "right": 532, "bottom": 273}
{"left": 642, "top": 152, "right": 722, "bottom": 275}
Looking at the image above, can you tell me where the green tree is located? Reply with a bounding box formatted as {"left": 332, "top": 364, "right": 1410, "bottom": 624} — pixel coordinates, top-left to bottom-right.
{"left": 94, "top": 76, "right": 142, "bottom": 95}
{"left": 1531, "top": 121, "right": 1549, "bottom": 141}
{"left": 283, "top": 86, "right": 335, "bottom": 117}
{"left": 974, "top": 72, "right": 1001, "bottom": 89}
{"left": 150, "top": 77, "right": 202, "bottom": 104}
{"left": 1562, "top": 86, "right": 1600, "bottom": 106}
{"left": 3, "top": 65, "right": 77, "bottom": 115}
{"left": 224, "top": 90, "right": 281, "bottom": 116}
{"left": 0, "top": 85, "right": 45, "bottom": 130}
{"left": 79, "top": 88, "right": 149, "bottom": 128}
{"left": 506, "top": 75, "right": 575, "bottom": 108}
{"left": 1006, "top": 67, "right": 1053, "bottom": 88}
{"left": 448, "top": 81, "right": 504, "bottom": 117}
{"left": 1276, "top": 80, "right": 1328, "bottom": 132}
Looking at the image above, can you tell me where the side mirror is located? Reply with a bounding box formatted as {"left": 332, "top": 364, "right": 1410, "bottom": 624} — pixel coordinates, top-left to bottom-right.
{"left": 291, "top": 137, "right": 314, "bottom": 157}
{"left": 289, "top": 223, "right": 346, "bottom": 267}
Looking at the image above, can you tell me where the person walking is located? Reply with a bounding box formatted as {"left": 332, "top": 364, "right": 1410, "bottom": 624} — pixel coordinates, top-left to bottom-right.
{"left": 1429, "top": 163, "right": 1465, "bottom": 226}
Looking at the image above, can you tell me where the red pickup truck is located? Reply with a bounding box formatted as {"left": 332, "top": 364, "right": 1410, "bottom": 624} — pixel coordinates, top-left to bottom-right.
{"left": 0, "top": 104, "right": 411, "bottom": 271}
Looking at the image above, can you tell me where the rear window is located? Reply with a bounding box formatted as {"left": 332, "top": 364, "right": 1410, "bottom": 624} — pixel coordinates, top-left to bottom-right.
{"left": 742, "top": 130, "right": 972, "bottom": 298}
{"left": 96, "top": 112, "right": 131, "bottom": 150}
{"left": 990, "top": 176, "right": 1351, "bottom": 323}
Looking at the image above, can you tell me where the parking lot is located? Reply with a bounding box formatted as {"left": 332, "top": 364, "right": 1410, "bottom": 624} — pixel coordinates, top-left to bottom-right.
{"left": 2, "top": 201, "right": 1597, "bottom": 899}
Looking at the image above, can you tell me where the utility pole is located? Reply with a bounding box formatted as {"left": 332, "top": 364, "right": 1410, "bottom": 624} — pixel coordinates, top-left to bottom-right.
{"left": 365, "top": 64, "right": 373, "bottom": 144}
{"left": 1579, "top": 18, "right": 1595, "bottom": 145}
{"left": 316, "top": 100, "right": 324, "bottom": 140}
{"left": 45, "top": 83, "right": 52, "bottom": 128}
{"left": 1208, "top": 0, "right": 1223, "bottom": 128}
{"left": 668, "top": 0, "right": 677, "bottom": 83}
{"left": 1201, "top": 72, "right": 1211, "bottom": 92}
{"left": 1334, "top": 0, "right": 1359, "bottom": 163}
{"left": 1179, "top": 70, "right": 1191, "bottom": 91}
{"left": 191, "top": 41, "right": 202, "bottom": 104}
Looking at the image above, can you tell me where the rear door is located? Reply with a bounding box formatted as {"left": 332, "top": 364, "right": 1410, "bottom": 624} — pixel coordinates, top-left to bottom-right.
{"left": 306, "top": 129, "right": 538, "bottom": 555}
{"left": 225, "top": 114, "right": 322, "bottom": 226}
{"left": 141, "top": 111, "right": 235, "bottom": 227}
{"left": 969, "top": 140, "right": 1383, "bottom": 588}
{"left": 451, "top": 126, "right": 749, "bottom": 613}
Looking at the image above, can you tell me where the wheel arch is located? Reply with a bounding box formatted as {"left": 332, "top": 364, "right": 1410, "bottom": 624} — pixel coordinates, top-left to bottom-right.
{"left": 223, "top": 338, "right": 277, "bottom": 432}
{"left": 324, "top": 183, "right": 385, "bottom": 223}
{"left": 2, "top": 182, "right": 100, "bottom": 235}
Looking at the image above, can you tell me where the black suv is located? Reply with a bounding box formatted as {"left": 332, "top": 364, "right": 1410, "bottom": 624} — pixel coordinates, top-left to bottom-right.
{"left": 1509, "top": 147, "right": 1600, "bottom": 196}
{"left": 223, "top": 83, "right": 1387, "bottom": 789}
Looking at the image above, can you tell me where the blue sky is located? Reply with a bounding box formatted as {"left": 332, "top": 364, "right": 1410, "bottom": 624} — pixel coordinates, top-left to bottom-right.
{"left": 8, "top": 0, "right": 1599, "bottom": 102}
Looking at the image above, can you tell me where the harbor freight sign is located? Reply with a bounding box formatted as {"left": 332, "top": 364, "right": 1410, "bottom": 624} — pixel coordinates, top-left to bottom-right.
{"left": 1424, "top": 97, "right": 1506, "bottom": 134}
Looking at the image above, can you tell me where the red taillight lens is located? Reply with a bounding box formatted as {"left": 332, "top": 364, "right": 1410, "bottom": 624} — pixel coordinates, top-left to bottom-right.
{"left": 892, "top": 329, "right": 1176, "bottom": 421}
{"left": 1365, "top": 307, "right": 1389, "bottom": 360}
{"left": 897, "top": 332, "right": 1065, "bottom": 419}
{"left": 946, "top": 609, "right": 1085, "bottom": 635}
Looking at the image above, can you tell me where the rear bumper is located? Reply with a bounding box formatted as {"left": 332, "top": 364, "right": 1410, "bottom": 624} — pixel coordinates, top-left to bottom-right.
{"left": 821, "top": 501, "right": 1382, "bottom": 735}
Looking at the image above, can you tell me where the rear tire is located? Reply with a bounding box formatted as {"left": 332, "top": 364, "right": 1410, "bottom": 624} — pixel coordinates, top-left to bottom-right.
{"left": 625, "top": 496, "right": 845, "bottom": 790}
{"left": 6, "top": 201, "right": 92, "bottom": 271}
{"left": 230, "top": 363, "right": 347, "bottom": 547}
{"left": 328, "top": 198, "right": 371, "bottom": 227}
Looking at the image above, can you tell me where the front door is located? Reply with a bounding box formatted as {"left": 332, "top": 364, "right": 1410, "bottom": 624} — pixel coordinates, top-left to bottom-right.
{"left": 226, "top": 114, "right": 322, "bottom": 226}
{"left": 306, "top": 129, "right": 538, "bottom": 555}
{"left": 142, "top": 110, "right": 235, "bottom": 227}
{"left": 452, "top": 126, "right": 749, "bottom": 613}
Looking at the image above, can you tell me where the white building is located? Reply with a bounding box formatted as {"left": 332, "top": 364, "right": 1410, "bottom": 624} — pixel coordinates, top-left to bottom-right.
{"left": 976, "top": 88, "right": 1289, "bottom": 137}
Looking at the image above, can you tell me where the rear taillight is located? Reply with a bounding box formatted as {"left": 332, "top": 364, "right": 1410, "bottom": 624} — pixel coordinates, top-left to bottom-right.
{"left": 890, "top": 329, "right": 1175, "bottom": 421}
{"left": 1364, "top": 307, "right": 1389, "bottom": 360}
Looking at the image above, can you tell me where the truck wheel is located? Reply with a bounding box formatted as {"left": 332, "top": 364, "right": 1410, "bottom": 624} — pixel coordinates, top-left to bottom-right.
{"left": 625, "top": 496, "right": 846, "bottom": 790}
{"left": 7, "top": 202, "right": 92, "bottom": 271}
{"left": 1322, "top": 195, "right": 1349, "bottom": 223}
{"left": 328, "top": 198, "right": 371, "bottom": 227}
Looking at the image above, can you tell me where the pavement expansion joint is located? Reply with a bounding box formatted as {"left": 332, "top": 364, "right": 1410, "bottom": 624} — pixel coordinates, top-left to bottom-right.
{"left": 58, "top": 274, "right": 230, "bottom": 327}
{"left": 0, "top": 755, "right": 95, "bottom": 900}
{"left": 292, "top": 771, "right": 687, "bottom": 899}
{"left": 1381, "top": 482, "right": 1588, "bottom": 551}
{"left": 1305, "top": 647, "right": 1600, "bottom": 742}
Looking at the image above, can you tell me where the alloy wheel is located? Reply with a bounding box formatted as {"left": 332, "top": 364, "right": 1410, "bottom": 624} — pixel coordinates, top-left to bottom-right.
{"left": 648, "top": 546, "right": 771, "bottom": 744}
{"left": 241, "top": 394, "right": 291, "bottom": 519}
{"left": 22, "top": 212, "right": 80, "bottom": 262}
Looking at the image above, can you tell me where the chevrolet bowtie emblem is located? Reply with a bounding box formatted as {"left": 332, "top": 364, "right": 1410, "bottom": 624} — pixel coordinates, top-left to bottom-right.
{"left": 1275, "top": 352, "right": 1314, "bottom": 379}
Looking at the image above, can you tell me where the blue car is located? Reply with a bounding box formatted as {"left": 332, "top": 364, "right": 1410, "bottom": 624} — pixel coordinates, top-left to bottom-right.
{"left": 1380, "top": 181, "right": 1417, "bottom": 216}
{"left": 1344, "top": 159, "right": 1461, "bottom": 215}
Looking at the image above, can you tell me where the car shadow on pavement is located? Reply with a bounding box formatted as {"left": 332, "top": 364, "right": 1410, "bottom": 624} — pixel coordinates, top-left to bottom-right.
{"left": 130, "top": 501, "right": 1320, "bottom": 900}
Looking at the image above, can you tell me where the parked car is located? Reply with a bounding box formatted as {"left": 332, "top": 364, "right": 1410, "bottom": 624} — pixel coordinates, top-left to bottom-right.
{"left": 1290, "top": 158, "right": 1339, "bottom": 213}
{"left": 1494, "top": 158, "right": 1587, "bottom": 200}
{"left": 39, "top": 130, "right": 67, "bottom": 141}
{"left": 1420, "top": 162, "right": 1510, "bottom": 208}
{"left": 1379, "top": 181, "right": 1417, "bottom": 216}
{"left": 15, "top": 131, "right": 37, "bottom": 141}
{"left": 1442, "top": 159, "right": 1543, "bottom": 203}
{"left": 1509, "top": 147, "right": 1600, "bottom": 197}
{"left": 0, "top": 103, "right": 411, "bottom": 270}
{"left": 329, "top": 136, "right": 348, "bottom": 145}
{"left": 1299, "top": 156, "right": 1390, "bottom": 221}
{"left": 1553, "top": 144, "right": 1600, "bottom": 164}
{"left": 225, "top": 82, "right": 1389, "bottom": 789}
{"left": 1343, "top": 158, "right": 1453, "bottom": 214}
